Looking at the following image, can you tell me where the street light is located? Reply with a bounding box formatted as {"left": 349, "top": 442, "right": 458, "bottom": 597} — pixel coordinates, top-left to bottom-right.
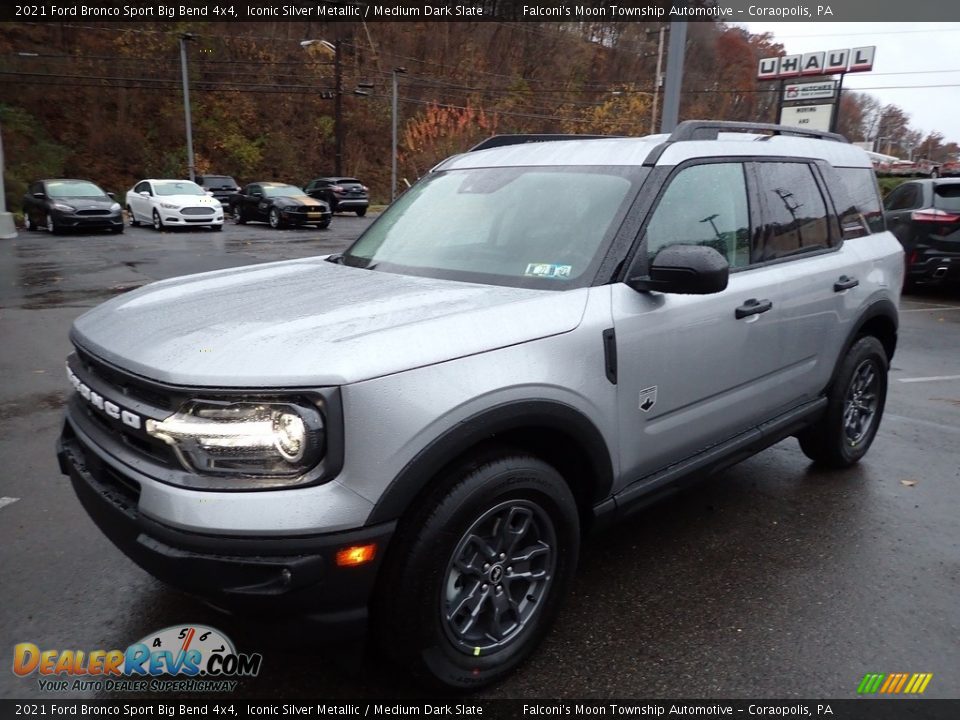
{"left": 179, "top": 33, "right": 196, "bottom": 181}
{"left": 392, "top": 67, "right": 407, "bottom": 202}
{"left": 301, "top": 38, "right": 343, "bottom": 176}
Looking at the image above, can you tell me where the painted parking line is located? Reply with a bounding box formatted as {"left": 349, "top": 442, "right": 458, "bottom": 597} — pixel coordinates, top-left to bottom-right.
{"left": 0, "top": 497, "right": 20, "bottom": 510}
{"left": 885, "top": 414, "right": 960, "bottom": 434}
{"left": 900, "top": 306, "right": 960, "bottom": 313}
{"left": 898, "top": 374, "right": 960, "bottom": 384}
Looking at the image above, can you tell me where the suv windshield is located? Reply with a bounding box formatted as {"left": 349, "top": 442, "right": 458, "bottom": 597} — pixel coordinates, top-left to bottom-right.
{"left": 47, "top": 180, "right": 106, "bottom": 198}
{"left": 155, "top": 181, "right": 205, "bottom": 197}
{"left": 201, "top": 176, "right": 238, "bottom": 188}
{"left": 343, "top": 166, "right": 643, "bottom": 289}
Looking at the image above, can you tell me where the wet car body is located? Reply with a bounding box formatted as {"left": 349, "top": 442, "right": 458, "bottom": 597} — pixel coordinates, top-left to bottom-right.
{"left": 22, "top": 179, "right": 124, "bottom": 234}
{"left": 231, "top": 182, "right": 332, "bottom": 229}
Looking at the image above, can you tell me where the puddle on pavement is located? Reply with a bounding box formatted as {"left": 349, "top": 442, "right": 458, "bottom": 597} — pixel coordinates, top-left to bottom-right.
{"left": 0, "top": 391, "right": 67, "bottom": 421}
{"left": 19, "top": 284, "right": 142, "bottom": 310}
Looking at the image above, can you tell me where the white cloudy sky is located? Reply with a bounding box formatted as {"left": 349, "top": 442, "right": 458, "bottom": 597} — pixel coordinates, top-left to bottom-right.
{"left": 735, "top": 22, "right": 960, "bottom": 144}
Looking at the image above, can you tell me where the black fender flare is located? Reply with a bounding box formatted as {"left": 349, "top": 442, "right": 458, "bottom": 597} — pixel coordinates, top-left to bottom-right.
{"left": 365, "top": 400, "right": 615, "bottom": 526}
{"left": 826, "top": 297, "right": 898, "bottom": 392}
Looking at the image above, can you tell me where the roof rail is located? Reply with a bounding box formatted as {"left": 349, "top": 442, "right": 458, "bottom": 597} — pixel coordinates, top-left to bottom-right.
{"left": 468, "top": 134, "right": 618, "bottom": 152}
{"left": 668, "top": 120, "right": 849, "bottom": 144}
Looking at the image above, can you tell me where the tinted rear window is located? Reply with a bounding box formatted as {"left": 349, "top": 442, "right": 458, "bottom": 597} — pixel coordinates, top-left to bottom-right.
{"left": 836, "top": 167, "right": 884, "bottom": 234}
{"left": 934, "top": 183, "right": 960, "bottom": 212}
{"left": 201, "top": 176, "right": 237, "bottom": 187}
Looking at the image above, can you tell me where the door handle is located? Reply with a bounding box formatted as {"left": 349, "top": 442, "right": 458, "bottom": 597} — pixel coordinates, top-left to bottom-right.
{"left": 735, "top": 298, "right": 773, "bottom": 319}
{"left": 833, "top": 275, "right": 859, "bottom": 292}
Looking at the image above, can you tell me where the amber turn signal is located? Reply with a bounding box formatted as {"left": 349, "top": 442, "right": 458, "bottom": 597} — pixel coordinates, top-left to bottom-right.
{"left": 335, "top": 543, "right": 377, "bottom": 567}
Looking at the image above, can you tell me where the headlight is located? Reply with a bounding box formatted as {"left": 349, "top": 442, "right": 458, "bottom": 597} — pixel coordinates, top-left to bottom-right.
{"left": 145, "top": 400, "right": 324, "bottom": 477}
{"left": 110, "top": 202, "right": 122, "bottom": 212}
{"left": 52, "top": 202, "right": 76, "bottom": 212}
{"left": 160, "top": 202, "right": 181, "bottom": 210}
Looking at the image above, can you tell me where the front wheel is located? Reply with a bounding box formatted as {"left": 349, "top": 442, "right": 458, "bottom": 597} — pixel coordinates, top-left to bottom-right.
{"left": 211, "top": 224, "right": 223, "bottom": 232}
{"left": 46, "top": 214, "right": 61, "bottom": 234}
{"left": 356, "top": 208, "right": 367, "bottom": 217}
{"left": 152, "top": 210, "right": 164, "bottom": 231}
{"left": 268, "top": 208, "right": 283, "bottom": 229}
{"left": 798, "top": 336, "right": 888, "bottom": 468}
{"left": 23, "top": 211, "right": 34, "bottom": 230}
{"left": 375, "top": 452, "right": 579, "bottom": 689}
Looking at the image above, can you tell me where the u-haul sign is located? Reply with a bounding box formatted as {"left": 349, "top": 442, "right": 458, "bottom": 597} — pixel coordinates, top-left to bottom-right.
{"left": 758, "top": 47, "right": 875, "bottom": 80}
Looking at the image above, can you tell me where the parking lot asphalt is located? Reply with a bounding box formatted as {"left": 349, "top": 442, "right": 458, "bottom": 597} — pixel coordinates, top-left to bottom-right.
{"left": 0, "top": 220, "right": 958, "bottom": 700}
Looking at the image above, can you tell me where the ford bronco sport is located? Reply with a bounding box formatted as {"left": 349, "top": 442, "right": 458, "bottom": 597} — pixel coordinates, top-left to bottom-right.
{"left": 58, "top": 121, "right": 902, "bottom": 688}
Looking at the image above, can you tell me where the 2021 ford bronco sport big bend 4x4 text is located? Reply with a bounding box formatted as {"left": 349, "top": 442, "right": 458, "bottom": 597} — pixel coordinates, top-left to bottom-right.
{"left": 58, "top": 121, "right": 902, "bottom": 688}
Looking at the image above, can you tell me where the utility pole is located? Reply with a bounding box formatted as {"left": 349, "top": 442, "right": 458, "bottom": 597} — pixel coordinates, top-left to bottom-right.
{"left": 334, "top": 38, "right": 343, "bottom": 176}
{"left": 650, "top": 26, "right": 666, "bottom": 134}
{"left": 659, "top": 21, "right": 687, "bottom": 133}
{"left": 179, "top": 33, "right": 196, "bottom": 182}
{"left": 391, "top": 67, "right": 407, "bottom": 201}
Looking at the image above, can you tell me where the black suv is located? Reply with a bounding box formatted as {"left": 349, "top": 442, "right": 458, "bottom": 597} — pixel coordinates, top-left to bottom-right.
{"left": 305, "top": 177, "right": 369, "bottom": 216}
{"left": 195, "top": 175, "right": 241, "bottom": 210}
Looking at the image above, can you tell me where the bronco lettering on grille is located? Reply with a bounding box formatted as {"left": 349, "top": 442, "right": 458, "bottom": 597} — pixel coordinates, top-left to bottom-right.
{"left": 66, "top": 364, "right": 142, "bottom": 430}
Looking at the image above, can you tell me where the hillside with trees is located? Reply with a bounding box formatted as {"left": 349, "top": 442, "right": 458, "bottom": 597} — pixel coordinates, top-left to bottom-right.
{"left": 1, "top": 20, "right": 956, "bottom": 209}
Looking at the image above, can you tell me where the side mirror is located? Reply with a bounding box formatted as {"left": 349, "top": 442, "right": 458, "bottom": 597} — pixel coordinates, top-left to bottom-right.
{"left": 206, "top": 191, "right": 214, "bottom": 196}
{"left": 251, "top": 192, "right": 263, "bottom": 198}
{"left": 139, "top": 191, "right": 150, "bottom": 198}
{"left": 627, "top": 244, "right": 729, "bottom": 295}
{"left": 33, "top": 192, "right": 45, "bottom": 199}
{"left": 107, "top": 192, "right": 116, "bottom": 200}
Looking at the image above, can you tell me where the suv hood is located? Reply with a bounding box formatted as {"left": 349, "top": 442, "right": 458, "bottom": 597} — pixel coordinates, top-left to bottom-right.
{"left": 72, "top": 258, "right": 588, "bottom": 387}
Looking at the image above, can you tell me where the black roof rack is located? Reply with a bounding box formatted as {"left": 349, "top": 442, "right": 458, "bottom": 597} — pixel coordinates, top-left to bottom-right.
{"left": 668, "top": 120, "right": 849, "bottom": 144}
{"left": 468, "top": 134, "right": 619, "bottom": 152}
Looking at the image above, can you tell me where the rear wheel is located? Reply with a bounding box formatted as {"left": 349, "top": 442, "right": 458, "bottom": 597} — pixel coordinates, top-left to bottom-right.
{"left": 375, "top": 452, "right": 579, "bottom": 689}
{"left": 798, "top": 336, "right": 888, "bottom": 468}
{"left": 127, "top": 206, "right": 140, "bottom": 227}
{"left": 356, "top": 207, "right": 367, "bottom": 217}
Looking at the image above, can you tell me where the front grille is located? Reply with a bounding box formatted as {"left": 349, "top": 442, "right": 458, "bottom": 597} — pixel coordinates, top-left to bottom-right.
{"left": 75, "top": 347, "right": 174, "bottom": 411}
{"left": 182, "top": 207, "right": 215, "bottom": 216}
{"left": 81, "top": 403, "right": 175, "bottom": 466}
{"left": 77, "top": 209, "right": 112, "bottom": 216}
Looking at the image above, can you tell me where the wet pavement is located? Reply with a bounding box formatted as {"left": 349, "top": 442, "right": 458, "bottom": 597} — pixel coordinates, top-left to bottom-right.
{"left": 0, "top": 221, "right": 958, "bottom": 700}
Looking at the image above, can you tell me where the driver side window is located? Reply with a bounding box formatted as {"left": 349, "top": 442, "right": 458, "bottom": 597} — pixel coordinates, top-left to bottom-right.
{"left": 645, "top": 162, "right": 751, "bottom": 268}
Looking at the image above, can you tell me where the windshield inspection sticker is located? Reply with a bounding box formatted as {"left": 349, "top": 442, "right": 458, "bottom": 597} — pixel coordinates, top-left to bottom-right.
{"left": 524, "top": 263, "right": 572, "bottom": 279}
{"left": 639, "top": 386, "right": 658, "bottom": 412}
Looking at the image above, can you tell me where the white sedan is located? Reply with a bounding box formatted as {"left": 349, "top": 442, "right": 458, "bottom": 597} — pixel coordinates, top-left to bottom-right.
{"left": 125, "top": 179, "right": 224, "bottom": 231}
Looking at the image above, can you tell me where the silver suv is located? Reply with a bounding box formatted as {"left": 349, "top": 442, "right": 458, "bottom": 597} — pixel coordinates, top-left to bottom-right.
{"left": 57, "top": 121, "right": 901, "bottom": 689}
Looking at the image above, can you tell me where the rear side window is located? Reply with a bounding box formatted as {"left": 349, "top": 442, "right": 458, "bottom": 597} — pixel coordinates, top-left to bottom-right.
{"left": 755, "top": 162, "right": 831, "bottom": 262}
{"left": 836, "top": 167, "right": 885, "bottom": 234}
{"left": 934, "top": 183, "right": 960, "bottom": 212}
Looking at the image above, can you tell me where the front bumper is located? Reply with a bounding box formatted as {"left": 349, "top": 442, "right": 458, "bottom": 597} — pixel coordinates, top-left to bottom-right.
{"left": 57, "top": 423, "right": 394, "bottom": 640}
{"left": 281, "top": 208, "right": 331, "bottom": 226}
{"left": 54, "top": 210, "right": 124, "bottom": 230}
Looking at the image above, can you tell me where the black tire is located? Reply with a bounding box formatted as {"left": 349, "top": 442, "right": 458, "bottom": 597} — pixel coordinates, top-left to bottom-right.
{"left": 23, "top": 211, "right": 34, "bottom": 231}
{"left": 152, "top": 210, "right": 164, "bottom": 232}
{"left": 233, "top": 206, "right": 246, "bottom": 224}
{"left": 356, "top": 207, "right": 367, "bottom": 217}
{"left": 127, "top": 206, "right": 140, "bottom": 227}
{"left": 268, "top": 208, "right": 283, "bottom": 229}
{"left": 318, "top": 220, "right": 331, "bottom": 230}
{"left": 798, "top": 336, "right": 888, "bottom": 468}
{"left": 46, "top": 214, "right": 61, "bottom": 235}
{"left": 374, "top": 451, "right": 579, "bottom": 689}
{"left": 211, "top": 224, "right": 223, "bottom": 232}
{"left": 110, "top": 225, "right": 124, "bottom": 234}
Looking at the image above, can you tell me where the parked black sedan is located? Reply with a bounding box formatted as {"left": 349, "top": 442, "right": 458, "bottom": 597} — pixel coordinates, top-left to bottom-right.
{"left": 22, "top": 179, "right": 124, "bottom": 234}
{"left": 883, "top": 178, "right": 960, "bottom": 289}
{"left": 304, "top": 177, "right": 369, "bottom": 216}
{"left": 230, "top": 182, "right": 332, "bottom": 229}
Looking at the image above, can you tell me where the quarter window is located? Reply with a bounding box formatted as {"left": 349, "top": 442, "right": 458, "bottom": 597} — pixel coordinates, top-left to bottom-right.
{"left": 645, "top": 162, "right": 751, "bottom": 268}
{"left": 755, "top": 162, "right": 831, "bottom": 262}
